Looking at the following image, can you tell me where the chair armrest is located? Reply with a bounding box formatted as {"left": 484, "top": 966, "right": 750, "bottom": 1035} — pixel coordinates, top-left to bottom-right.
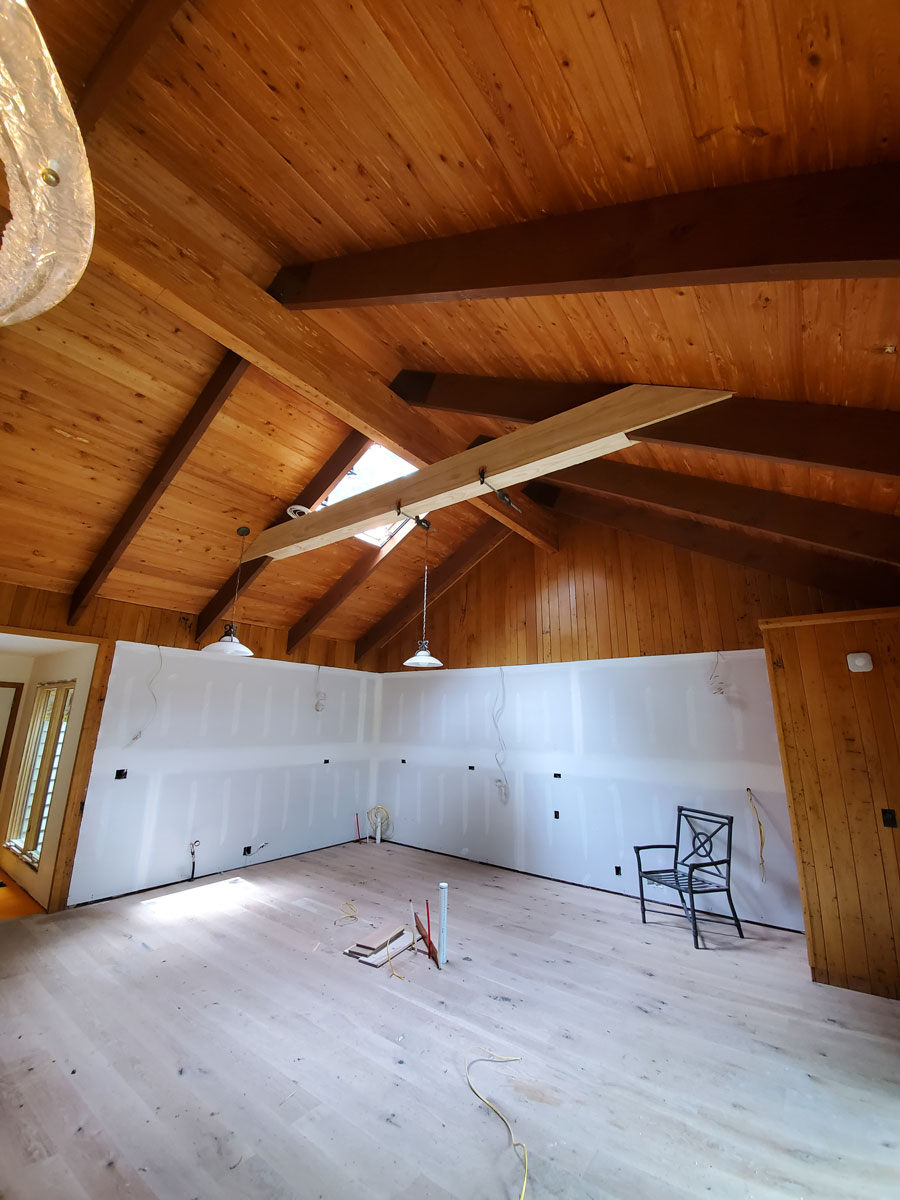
{"left": 634, "top": 844, "right": 676, "bottom": 866}
{"left": 688, "top": 858, "right": 728, "bottom": 871}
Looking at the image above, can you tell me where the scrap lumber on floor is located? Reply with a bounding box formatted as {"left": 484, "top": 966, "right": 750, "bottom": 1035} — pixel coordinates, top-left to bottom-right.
{"left": 1, "top": 843, "right": 898, "bottom": 1198}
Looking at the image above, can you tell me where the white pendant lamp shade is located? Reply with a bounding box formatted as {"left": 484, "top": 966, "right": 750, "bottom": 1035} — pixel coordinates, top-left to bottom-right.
{"left": 202, "top": 623, "right": 253, "bottom": 657}
{"left": 201, "top": 526, "right": 254, "bottom": 658}
{"left": 403, "top": 640, "right": 443, "bottom": 669}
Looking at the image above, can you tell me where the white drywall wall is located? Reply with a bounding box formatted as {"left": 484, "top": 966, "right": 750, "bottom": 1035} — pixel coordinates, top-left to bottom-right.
{"left": 68, "top": 644, "right": 378, "bottom": 904}
{"left": 375, "top": 649, "right": 803, "bottom": 930}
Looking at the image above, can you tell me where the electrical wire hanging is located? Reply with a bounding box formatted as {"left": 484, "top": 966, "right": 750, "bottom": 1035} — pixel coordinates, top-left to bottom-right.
{"left": 126, "top": 643, "right": 163, "bottom": 746}
{"left": 465, "top": 1047, "right": 528, "bottom": 1200}
{"left": 493, "top": 666, "right": 510, "bottom": 798}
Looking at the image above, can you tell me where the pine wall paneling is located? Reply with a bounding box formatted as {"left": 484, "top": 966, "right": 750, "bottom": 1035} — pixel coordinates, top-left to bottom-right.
{"left": 761, "top": 608, "right": 900, "bottom": 999}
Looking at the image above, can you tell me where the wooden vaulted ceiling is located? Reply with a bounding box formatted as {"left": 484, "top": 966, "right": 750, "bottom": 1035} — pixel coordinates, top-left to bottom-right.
{"left": 2, "top": 0, "right": 900, "bottom": 652}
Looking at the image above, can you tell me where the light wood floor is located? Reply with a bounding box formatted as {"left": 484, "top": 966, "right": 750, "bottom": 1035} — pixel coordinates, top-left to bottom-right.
{"left": 1, "top": 843, "right": 898, "bottom": 1200}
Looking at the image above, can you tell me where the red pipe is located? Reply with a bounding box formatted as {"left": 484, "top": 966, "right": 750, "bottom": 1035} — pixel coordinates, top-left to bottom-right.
{"left": 426, "top": 899, "right": 432, "bottom": 958}
{"left": 355, "top": 813, "right": 361, "bottom": 843}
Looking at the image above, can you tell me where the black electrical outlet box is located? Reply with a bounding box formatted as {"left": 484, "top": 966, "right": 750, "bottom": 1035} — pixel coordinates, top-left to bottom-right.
{"left": 553, "top": 810, "right": 559, "bottom": 819}
{"left": 115, "top": 768, "right": 127, "bottom": 780}
{"left": 323, "top": 758, "right": 329, "bottom": 764}
{"left": 243, "top": 845, "right": 252, "bottom": 856}
{"left": 883, "top": 808, "right": 897, "bottom": 828}
{"left": 401, "top": 758, "right": 406, "bottom": 764}
{"left": 615, "top": 865, "right": 622, "bottom": 876}
{"left": 553, "top": 772, "right": 561, "bottom": 779}
{"left": 468, "top": 765, "right": 475, "bottom": 770}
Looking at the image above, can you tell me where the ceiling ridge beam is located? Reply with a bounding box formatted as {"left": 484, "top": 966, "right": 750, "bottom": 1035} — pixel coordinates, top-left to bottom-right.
{"left": 277, "top": 165, "right": 900, "bottom": 309}
{"left": 248, "top": 385, "right": 730, "bottom": 562}
{"left": 354, "top": 524, "right": 513, "bottom": 661}
{"left": 546, "top": 461, "right": 900, "bottom": 566}
{"left": 285, "top": 520, "right": 417, "bottom": 653}
{"left": 195, "top": 430, "right": 372, "bottom": 642}
{"left": 554, "top": 491, "right": 900, "bottom": 604}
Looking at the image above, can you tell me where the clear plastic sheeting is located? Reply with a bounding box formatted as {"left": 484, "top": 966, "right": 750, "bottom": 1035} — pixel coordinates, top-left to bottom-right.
{"left": 0, "top": 0, "right": 94, "bottom": 326}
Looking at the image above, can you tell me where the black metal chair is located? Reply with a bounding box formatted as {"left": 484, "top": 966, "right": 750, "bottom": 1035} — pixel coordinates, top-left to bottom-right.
{"left": 634, "top": 806, "right": 744, "bottom": 948}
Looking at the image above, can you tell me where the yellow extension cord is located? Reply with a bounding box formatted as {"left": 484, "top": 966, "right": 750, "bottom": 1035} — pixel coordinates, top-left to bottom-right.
{"left": 746, "top": 788, "right": 767, "bottom": 883}
{"left": 465, "top": 1048, "right": 528, "bottom": 1200}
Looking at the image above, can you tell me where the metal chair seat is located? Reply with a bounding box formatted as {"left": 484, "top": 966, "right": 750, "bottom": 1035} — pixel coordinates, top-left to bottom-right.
{"left": 641, "top": 867, "right": 725, "bottom": 894}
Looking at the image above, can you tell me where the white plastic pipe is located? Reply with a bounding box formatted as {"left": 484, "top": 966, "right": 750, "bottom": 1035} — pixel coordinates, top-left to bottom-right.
{"left": 438, "top": 881, "right": 448, "bottom": 965}
{"left": 376, "top": 814, "right": 382, "bottom": 845}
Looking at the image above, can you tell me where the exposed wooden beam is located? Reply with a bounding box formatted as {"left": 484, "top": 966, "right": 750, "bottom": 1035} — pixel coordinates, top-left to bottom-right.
{"left": 277, "top": 166, "right": 900, "bottom": 309}
{"left": 286, "top": 521, "right": 417, "bottom": 653}
{"left": 76, "top": 0, "right": 184, "bottom": 136}
{"left": 390, "top": 370, "right": 615, "bottom": 423}
{"left": 554, "top": 491, "right": 900, "bottom": 603}
{"left": 195, "top": 431, "right": 372, "bottom": 641}
{"left": 69, "top": 351, "right": 249, "bottom": 623}
{"left": 354, "top": 524, "right": 513, "bottom": 661}
{"left": 547, "top": 462, "right": 900, "bottom": 566}
{"left": 633, "top": 397, "right": 900, "bottom": 481}
{"left": 92, "top": 178, "right": 558, "bottom": 553}
{"left": 249, "top": 386, "right": 730, "bottom": 562}
{"left": 400, "top": 372, "right": 900, "bottom": 483}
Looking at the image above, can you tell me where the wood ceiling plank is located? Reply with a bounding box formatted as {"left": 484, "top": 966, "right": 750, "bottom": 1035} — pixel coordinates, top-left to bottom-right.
{"left": 354, "top": 523, "right": 514, "bottom": 661}
{"left": 90, "top": 175, "right": 558, "bottom": 552}
{"left": 278, "top": 166, "right": 900, "bottom": 309}
{"left": 285, "top": 520, "right": 417, "bottom": 652}
{"left": 546, "top": 461, "right": 900, "bottom": 566}
{"left": 250, "top": 386, "right": 730, "bottom": 561}
{"left": 555, "top": 491, "right": 900, "bottom": 605}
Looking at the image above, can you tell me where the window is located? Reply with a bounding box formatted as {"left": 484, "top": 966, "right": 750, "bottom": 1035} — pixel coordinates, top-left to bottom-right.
{"left": 319, "top": 444, "right": 419, "bottom": 547}
{"left": 6, "top": 681, "right": 75, "bottom": 864}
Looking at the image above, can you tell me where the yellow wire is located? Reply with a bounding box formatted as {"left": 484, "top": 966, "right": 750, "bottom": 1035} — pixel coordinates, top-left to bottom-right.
{"left": 465, "top": 1048, "right": 528, "bottom": 1200}
{"left": 334, "top": 900, "right": 359, "bottom": 927}
{"left": 385, "top": 923, "right": 419, "bottom": 980}
{"left": 746, "top": 788, "right": 766, "bottom": 883}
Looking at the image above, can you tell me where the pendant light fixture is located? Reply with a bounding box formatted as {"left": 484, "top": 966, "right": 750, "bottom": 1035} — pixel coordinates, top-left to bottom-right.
{"left": 201, "top": 526, "right": 254, "bottom": 657}
{"left": 403, "top": 527, "right": 442, "bottom": 668}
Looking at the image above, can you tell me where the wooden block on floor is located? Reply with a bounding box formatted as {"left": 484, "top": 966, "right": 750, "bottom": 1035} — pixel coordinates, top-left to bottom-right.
{"left": 355, "top": 923, "right": 406, "bottom": 953}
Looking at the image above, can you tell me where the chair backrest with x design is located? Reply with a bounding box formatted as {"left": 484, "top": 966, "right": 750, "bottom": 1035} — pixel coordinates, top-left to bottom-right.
{"left": 675, "top": 806, "right": 734, "bottom": 888}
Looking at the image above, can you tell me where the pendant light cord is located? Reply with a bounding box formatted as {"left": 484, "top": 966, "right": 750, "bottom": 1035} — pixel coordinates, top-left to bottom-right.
{"left": 422, "top": 528, "right": 430, "bottom": 643}
{"left": 230, "top": 526, "right": 250, "bottom": 630}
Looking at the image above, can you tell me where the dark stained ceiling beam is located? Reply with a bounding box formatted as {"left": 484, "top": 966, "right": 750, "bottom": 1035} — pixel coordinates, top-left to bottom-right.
{"left": 390, "top": 370, "right": 616, "bottom": 423}
{"left": 633, "top": 397, "right": 900, "bottom": 480}
{"left": 278, "top": 165, "right": 900, "bottom": 309}
{"left": 285, "top": 520, "right": 416, "bottom": 653}
{"left": 195, "top": 431, "right": 372, "bottom": 642}
{"left": 554, "top": 491, "right": 900, "bottom": 604}
{"left": 69, "top": 350, "right": 250, "bottom": 623}
{"left": 398, "top": 372, "right": 900, "bottom": 482}
{"left": 546, "top": 461, "right": 900, "bottom": 566}
{"left": 76, "top": 0, "right": 184, "bottom": 136}
{"left": 354, "top": 524, "right": 514, "bottom": 661}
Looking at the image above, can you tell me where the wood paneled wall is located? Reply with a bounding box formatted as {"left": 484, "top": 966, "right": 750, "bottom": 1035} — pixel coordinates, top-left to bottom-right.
{"left": 761, "top": 609, "right": 900, "bottom": 1000}
{"left": 0, "top": 583, "right": 360, "bottom": 670}
{"left": 371, "top": 520, "right": 842, "bottom": 671}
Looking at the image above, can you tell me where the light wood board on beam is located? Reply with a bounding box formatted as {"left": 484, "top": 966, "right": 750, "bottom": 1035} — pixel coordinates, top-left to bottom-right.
{"left": 251, "top": 385, "right": 730, "bottom": 561}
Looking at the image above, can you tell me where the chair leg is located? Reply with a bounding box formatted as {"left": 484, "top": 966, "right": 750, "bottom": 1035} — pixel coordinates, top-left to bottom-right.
{"left": 637, "top": 869, "right": 647, "bottom": 924}
{"left": 725, "top": 888, "right": 744, "bottom": 938}
{"left": 676, "top": 889, "right": 690, "bottom": 922}
{"left": 688, "top": 888, "right": 700, "bottom": 949}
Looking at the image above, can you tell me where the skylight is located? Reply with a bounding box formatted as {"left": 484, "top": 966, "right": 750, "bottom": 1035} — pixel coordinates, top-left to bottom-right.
{"left": 318, "top": 444, "right": 419, "bottom": 546}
